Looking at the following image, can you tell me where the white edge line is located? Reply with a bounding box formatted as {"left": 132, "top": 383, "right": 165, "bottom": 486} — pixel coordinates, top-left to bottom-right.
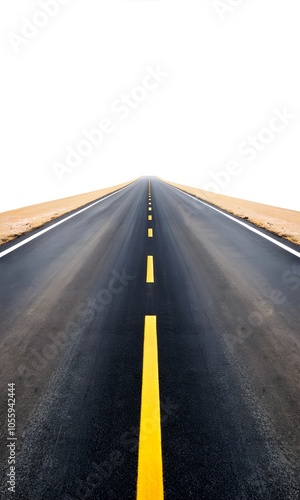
{"left": 172, "top": 186, "right": 300, "bottom": 259}
{"left": 0, "top": 183, "right": 134, "bottom": 259}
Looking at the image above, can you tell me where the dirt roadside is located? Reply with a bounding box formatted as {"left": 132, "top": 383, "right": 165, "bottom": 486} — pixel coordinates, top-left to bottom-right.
{"left": 162, "top": 179, "right": 300, "bottom": 246}
{"left": 1, "top": 178, "right": 299, "bottom": 247}
{"left": 0, "top": 180, "right": 135, "bottom": 246}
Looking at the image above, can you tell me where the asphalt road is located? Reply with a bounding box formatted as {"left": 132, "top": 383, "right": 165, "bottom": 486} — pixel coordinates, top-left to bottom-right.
{"left": 0, "top": 177, "right": 300, "bottom": 499}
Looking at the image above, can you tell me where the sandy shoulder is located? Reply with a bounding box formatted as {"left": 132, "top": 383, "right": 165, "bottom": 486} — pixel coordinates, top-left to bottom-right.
{"left": 0, "top": 180, "right": 135, "bottom": 246}
{"left": 163, "top": 179, "right": 300, "bottom": 246}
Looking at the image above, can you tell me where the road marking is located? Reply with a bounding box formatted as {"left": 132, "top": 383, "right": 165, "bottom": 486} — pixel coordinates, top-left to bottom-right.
{"left": 172, "top": 187, "right": 300, "bottom": 259}
{"left": 137, "top": 315, "right": 163, "bottom": 500}
{"left": 148, "top": 228, "right": 153, "bottom": 238}
{"left": 146, "top": 256, "right": 154, "bottom": 283}
{"left": 148, "top": 215, "right": 152, "bottom": 221}
{"left": 148, "top": 207, "right": 152, "bottom": 212}
{"left": 0, "top": 183, "right": 135, "bottom": 259}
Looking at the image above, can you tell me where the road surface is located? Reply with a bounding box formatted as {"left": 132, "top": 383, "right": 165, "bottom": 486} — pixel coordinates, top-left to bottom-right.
{"left": 0, "top": 177, "right": 300, "bottom": 499}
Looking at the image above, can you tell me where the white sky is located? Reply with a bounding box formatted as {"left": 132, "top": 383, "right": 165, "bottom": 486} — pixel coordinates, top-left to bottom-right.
{"left": 1, "top": 0, "right": 300, "bottom": 213}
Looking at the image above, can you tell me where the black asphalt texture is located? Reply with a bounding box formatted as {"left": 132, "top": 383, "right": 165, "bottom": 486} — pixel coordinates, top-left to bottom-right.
{"left": 0, "top": 177, "right": 300, "bottom": 499}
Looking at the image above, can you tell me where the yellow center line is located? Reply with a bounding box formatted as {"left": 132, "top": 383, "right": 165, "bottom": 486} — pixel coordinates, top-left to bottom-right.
{"left": 146, "top": 256, "right": 154, "bottom": 283}
{"left": 148, "top": 228, "right": 153, "bottom": 238}
{"left": 148, "top": 207, "right": 152, "bottom": 212}
{"left": 137, "top": 316, "right": 163, "bottom": 500}
{"left": 148, "top": 215, "right": 152, "bottom": 221}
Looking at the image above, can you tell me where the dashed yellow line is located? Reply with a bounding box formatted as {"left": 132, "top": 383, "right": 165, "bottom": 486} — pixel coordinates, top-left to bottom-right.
{"left": 137, "top": 315, "right": 163, "bottom": 500}
{"left": 148, "top": 215, "right": 152, "bottom": 221}
{"left": 148, "top": 228, "right": 153, "bottom": 238}
{"left": 148, "top": 207, "right": 152, "bottom": 212}
{"left": 146, "top": 256, "right": 154, "bottom": 283}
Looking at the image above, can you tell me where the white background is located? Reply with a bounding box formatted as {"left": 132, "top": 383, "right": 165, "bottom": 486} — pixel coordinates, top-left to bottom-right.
{"left": 0, "top": 0, "right": 299, "bottom": 213}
